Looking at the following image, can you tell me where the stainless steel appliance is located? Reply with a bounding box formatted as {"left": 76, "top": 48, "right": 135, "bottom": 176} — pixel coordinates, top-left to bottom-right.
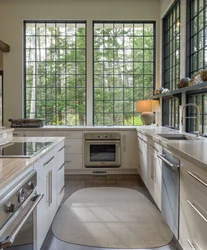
{"left": 0, "top": 141, "right": 52, "bottom": 158}
{"left": 158, "top": 149, "right": 180, "bottom": 239}
{"left": 0, "top": 170, "right": 43, "bottom": 249}
{"left": 84, "top": 133, "right": 121, "bottom": 167}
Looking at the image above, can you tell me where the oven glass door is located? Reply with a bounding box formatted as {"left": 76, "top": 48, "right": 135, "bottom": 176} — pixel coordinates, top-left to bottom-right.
{"left": 0, "top": 194, "right": 43, "bottom": 250}
{"left": 90, "top": 144, "right": 116, "bottom": 162}
{"left": 85, "top": 141, "right": 121, "bottom": 167}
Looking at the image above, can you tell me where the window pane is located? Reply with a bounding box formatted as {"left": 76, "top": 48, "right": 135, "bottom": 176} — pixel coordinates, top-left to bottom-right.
{"left": 93, "top": 21, "right": 155, "bottom": 125}
{"left": 25, "top": 21, "right": 86, "bottom": 125}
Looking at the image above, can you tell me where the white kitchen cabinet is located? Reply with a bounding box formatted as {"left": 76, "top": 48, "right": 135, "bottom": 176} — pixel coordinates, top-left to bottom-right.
{"left": 65, "top": 153, "right": 83, "bottom": 170}
{"left": 121, "top": 131, "right": 138, "bottom": 169}
{"left": 148, "top": 140, "right": 162, "bottom": 210}
{"left": 137, "top": 132, "right": 148, "bottom": 186}
{"left": 180, "top": 174, "right": 207, "bottom": 250}
{"left": 34, "top": 140, "right": 65, "bottom": 250}
{"left": 13, "top": 130, "right": 25, "bottom": 137}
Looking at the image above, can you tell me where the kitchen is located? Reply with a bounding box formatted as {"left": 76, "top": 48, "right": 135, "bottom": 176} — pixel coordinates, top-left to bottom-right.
{"left": 0, "top": 0, "right": 207, "bottom": 250}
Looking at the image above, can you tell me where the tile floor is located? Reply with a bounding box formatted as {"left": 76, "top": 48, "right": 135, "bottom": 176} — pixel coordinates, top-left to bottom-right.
{"left": 41, "top": 174, "right": 183, "bottom": 250}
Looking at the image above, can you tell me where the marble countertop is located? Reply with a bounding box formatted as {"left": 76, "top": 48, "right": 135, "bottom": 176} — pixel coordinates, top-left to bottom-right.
{"left": 0, "top": 136, "right": 65, "bottom": 195}
{"left": 136, "top": 127, "right": 207, "bottom": 171}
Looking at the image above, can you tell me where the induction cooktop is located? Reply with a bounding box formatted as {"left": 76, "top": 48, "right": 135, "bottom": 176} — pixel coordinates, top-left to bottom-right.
{"left": 0, "top": 141, "right": 53, "bottom": 158}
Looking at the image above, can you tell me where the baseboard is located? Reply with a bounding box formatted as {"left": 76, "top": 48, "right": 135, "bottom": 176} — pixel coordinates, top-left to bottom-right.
{"left": 65, "top": 169, "right": 139, "bottom": 175}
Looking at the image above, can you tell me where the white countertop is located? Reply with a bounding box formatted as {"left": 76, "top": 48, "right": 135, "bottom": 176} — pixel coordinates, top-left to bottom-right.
{"left": 13, "top": 125, "right": 138, "bottom": 131}
{"left": 0, "top": 137, "right": 65, "bottom": 194}
{"left": 136, "top": 127, "right": 207, "bottom": 171}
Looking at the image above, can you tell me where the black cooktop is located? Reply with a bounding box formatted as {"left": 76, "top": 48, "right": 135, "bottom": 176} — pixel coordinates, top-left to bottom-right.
{"left": 0, "top": 141, "right": 52, "bottom": 158}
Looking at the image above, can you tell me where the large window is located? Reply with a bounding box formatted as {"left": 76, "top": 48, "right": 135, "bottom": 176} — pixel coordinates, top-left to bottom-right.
{"left": 93, "top": 21, "right": 155, "bottom": 126}
{"left": 187, "top": 0, "right": 207, "bottom": 76}
{"left": 163, "top": 0, "right": 180, "bottom": 90}
{"left": 24, "top": 21, "right": 86, "bottom": 125}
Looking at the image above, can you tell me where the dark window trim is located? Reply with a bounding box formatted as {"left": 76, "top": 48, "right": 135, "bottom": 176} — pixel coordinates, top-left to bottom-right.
{"left": 92, "top": 20, "right": 156, "bottom": 126}
{"left": 24, "top": 20, "right": 87, "bottom": 125}
{"left": 162, "top": 94, "right": 181, "bottom": 129}
{"left": 162, "top": 0, "right": 181, "bottom": 91}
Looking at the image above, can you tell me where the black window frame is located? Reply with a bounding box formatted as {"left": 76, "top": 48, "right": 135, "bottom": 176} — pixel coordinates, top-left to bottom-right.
{"left": 24, "top": 20, "right": 87, "bottom": 126}
{"left": 186, "top": 0, "right": 207, "bottom": 77}
{"left": 162, "top": 95, "right": 181, "bottom": 129}
{"left": 93, "top": 20, "right": 156, "bottom": 126}
{"left": 163, "top": 0, "right": 181, "bottom": 91}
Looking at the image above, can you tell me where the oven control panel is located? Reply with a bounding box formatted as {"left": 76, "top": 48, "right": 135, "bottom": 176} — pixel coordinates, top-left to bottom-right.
{"left": 0, "top": 170, "right": 37, "bottom": 230}
{"left": 84, "top": 133, "right": 121, "bottom": 140}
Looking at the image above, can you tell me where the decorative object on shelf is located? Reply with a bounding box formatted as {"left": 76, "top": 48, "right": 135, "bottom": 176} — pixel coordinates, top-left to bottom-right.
{"left": 162, "top": 88, "right": 170, "bottom": 93}
{"left": 177, "top": 78, "right": 190, "bottom": 88}
{"left": 189, "top": 72, "right": 201, "bottom": 86}
{"left": 8, "top": 118, "right": 45, "bottom": 128}
{"left": 136, "top": 100, "right": 160, "bottom": 125}
{"left": 154, "top": 87, "right": 164, "bottom": 95}
{"left": 200, "top": 69, "right": 207, "bottom": 81}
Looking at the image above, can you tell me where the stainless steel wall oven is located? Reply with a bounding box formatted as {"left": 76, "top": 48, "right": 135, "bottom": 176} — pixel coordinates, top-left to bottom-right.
{"left": 84, "top": 133, "right": 121, "bottom": 168}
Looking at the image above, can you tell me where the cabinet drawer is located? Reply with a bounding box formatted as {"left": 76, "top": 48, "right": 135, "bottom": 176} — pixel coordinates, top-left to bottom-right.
{"left": 65, "top": 139, "right": 82, "bottom": 153}
{"left": 42, "top": 131, "right": 82, "bottom": 138}
{"left": 65, "top": 154, "right": 83, "bottom": 169}
{"left": 180, "top": 175, "right": 207, "bottom": 250}
{"left": 34, "top": 149, "right": 56, "bottom": 171}
{"left": 57, "top": 162, "right": 65, "bottom": 205}
{"left": 13, "top": 130, "right": 25, "bottom": 137}
{"left": 25, "top": 131, "right": 43, "bottom": 136}
{"left": 56, "top": 141, "right": 65, "bottom": 165}
{"left": 180, "top": 156, "right": 207, "bottom": 195}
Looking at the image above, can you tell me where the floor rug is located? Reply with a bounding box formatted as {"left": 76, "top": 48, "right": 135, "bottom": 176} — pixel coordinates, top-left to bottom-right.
{"left": 52, "top": 187, "right": 173, "bottom": 249}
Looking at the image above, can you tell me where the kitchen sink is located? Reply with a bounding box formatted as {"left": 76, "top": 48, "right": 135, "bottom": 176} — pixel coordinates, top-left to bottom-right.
{"left": 157, "top": 134, "right": 200, "bottom": 140}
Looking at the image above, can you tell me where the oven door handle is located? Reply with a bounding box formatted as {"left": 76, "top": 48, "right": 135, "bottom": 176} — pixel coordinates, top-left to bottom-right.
{"left": 0, "top": 193, "right": 44, "bottom": 249}
{"left": 157, "top": 154, "right": 179, "bottom": 171}
{"left": 85, "top": 140, "right": 120, "bottom": 144}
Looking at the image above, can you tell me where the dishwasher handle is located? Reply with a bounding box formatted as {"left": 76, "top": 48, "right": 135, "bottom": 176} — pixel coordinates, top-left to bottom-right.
{"left": 157, "top": 154, "right": 179, "bottom": 171}
{"left": 0, "top": 193, "right": 44, "bottom": 249}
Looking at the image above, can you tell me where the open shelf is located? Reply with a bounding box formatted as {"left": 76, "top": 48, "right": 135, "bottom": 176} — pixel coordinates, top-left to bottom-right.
{"left": 153, "top": 81, "right": 207, "bottom": 99}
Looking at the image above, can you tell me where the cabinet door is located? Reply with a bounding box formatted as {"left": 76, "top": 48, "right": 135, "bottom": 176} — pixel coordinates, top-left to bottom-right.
{"left": 34, "top": 161, "right": 48, "bottom": 250}
{"left": 121, "top": 131, "right": 138, "bottom": 169}
{"left": 148, "top": 142, "right": 162, "bottom": 210}
{"left": 65, "top": 153, "right": 83, "bottom": 170}
{"left": 180, "top": 174, "right": 207, "bottom": 250}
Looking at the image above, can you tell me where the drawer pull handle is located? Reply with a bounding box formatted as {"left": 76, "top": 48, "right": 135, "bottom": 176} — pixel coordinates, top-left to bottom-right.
{"left": 188, "top": 171, "right": 207, "bottom": 187}
{"left": 58, "top": 146, "right": 65, "bottom": 152}
{"left": 187, "top": 239, "right": 196, "bottom": 250}
{"left": 187, "top": 200, "right": 207, "bottom": 223}
{"left": 58, "top": 163, "right": 65, "bottom": 171}
{"left": 65, "top": 160, "right": 72, "bottom": 163}
{"left": 149, "top": 144, "right": 158, "bottom": 152}
{"left": 59, "top": 185, "right": 65, "bottom": 195}
{"left": 137, "top": 148, "right": 143, "bottom": 154}
{"left": 43, "top": 156, "right": 54, "bottom": 166}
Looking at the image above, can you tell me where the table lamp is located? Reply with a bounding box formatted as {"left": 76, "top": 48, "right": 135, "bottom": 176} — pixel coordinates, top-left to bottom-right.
{"left": 136, "top": 100, "right": 160, "bottom": 125}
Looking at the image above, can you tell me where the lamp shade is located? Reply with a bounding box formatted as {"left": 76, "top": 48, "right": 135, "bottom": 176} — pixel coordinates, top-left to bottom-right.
{"left": 136, "top": 100, "right": 160, "bottom": 112}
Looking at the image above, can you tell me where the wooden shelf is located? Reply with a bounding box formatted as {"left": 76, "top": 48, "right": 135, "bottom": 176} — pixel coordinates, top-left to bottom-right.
{"left": 153, "top": 81, "right": 207, "bottom": 99}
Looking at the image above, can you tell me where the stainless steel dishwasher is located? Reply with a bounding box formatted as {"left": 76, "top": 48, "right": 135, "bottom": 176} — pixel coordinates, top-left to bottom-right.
{"left": 158, "top": 149, "right": 180, "bottom": 239}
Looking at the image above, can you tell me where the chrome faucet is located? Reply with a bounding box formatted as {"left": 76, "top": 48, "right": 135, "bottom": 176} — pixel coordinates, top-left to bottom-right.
{"left": 181, "top": 103, "right": 200, "bottom": 137}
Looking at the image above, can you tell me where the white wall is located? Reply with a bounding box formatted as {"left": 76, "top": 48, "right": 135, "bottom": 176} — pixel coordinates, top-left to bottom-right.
{"left": 0, "top": 0, "right": 160, "bottom": 126}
